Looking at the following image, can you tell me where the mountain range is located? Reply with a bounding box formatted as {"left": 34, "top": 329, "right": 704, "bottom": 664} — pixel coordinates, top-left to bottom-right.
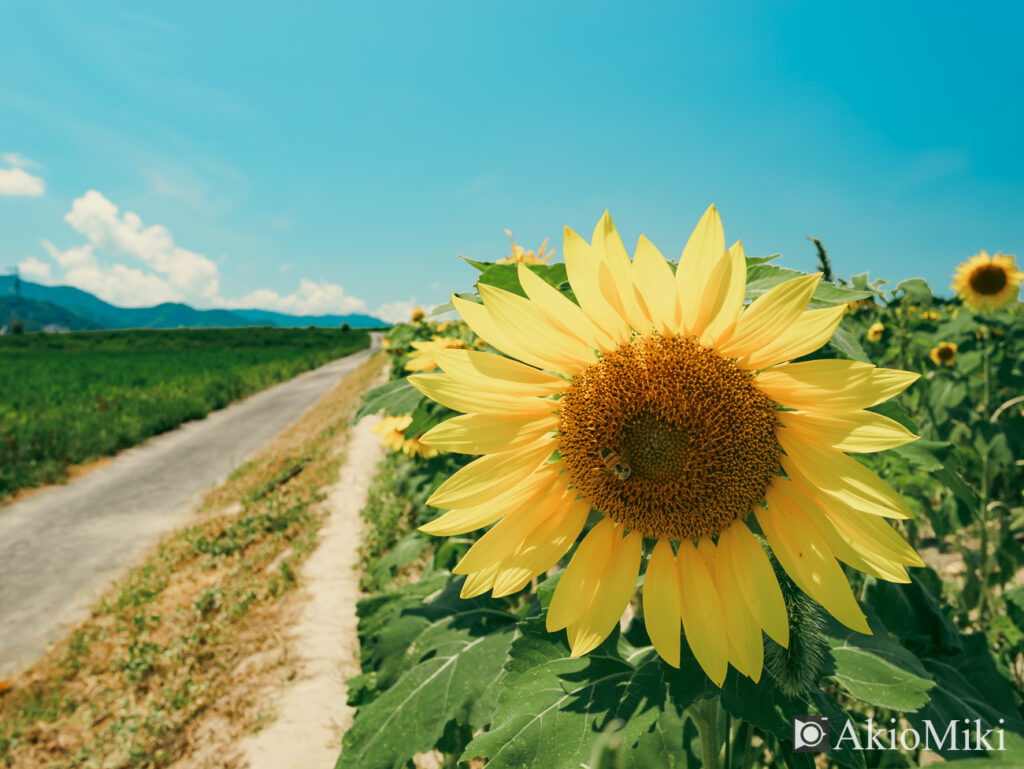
{"left": 0, "top": 275, "right": 386, "bottom": 331}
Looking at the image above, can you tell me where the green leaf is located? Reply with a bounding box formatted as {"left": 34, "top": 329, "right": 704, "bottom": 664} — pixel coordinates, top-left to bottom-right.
{"left": 369, "top": 532, "right": 426, "bottom": 590}
{"left": 895, "top": 277, "right": 934, "bottom": 304}
{"left": 825, "top": 607, "right": 935, "bottom": 711}
{"left": 475, "top": 262, "right": 569, "bottom": 298}
{"left": 933, "top": 733, "right": 1024, "bottom": 767}
{"left": 829, "top": 324, "right": 872, "bottom": 363}
{"left": 811, "top": 282, "right": 871, "bottom": 305}
{"left": 462, "top": 621, "right": 671, "bottom": 769}
{"left": 338, "top": 578, "right": 517, "bottom": 769}
{"left": 862, "top": 573, "right": 963, "bottom": 653}
{"left": 354, "top": 378, "right": 424, "bottom": 422}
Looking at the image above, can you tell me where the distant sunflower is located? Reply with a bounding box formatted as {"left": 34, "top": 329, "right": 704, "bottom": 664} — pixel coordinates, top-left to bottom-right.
{"left": 410, "top": 207, "right": 922, "bottom": 685}
{"left": 929, "top": 342, "right": 957, "bottom": 366}
{"left": 497, "top": 229, "right": 556, "bottom": 265}
{"left": 371, "top": 415, "right": 410, "bottom": 452}
{"left": 405, "top": 337, "right": 468, "bottom": 373}
{"left": 371, "top": 415, "right": 440, "bottom": 459}
{"left": 411, "top": 307, "right": 426, "bottom": 323}
{"left": 951, "top": 251, "right": 1022, "bottom": 311}
{"left": 867, "top": 322, "right": 885, "bottom": 342}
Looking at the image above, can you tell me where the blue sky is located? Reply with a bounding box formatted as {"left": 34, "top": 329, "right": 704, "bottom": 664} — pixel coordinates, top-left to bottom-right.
{"left": 1, "top": 1, "right": 1021, "bottom": 321}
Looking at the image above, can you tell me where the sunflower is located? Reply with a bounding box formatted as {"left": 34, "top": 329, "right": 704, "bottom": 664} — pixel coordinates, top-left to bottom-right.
{"left": 929, "top": 342, "right": 957, "bottom": 366}
{"left": 951, "top": 251, "right": 1023, "bottom": 311}
{"left": 920, "top": 310, "right": 939, "bottom": 321}
{"left": 497, "top": 229, "right": 556, "bottom": 265}
{"left": 409, "top": 207, "right": 923, "bottom": 686}
{"left": 371, "top": 415, "right": 441, "bottom": 459}
{"left": 405, "top": 337, "right": 469, "bottom": 372}
{"left": 411, "top": 307, "right": 426, "bottom": 322}
{"left": 371, "top": 415, "right": 410, "bottom": 452}
{"left": 867, "top": 322, "right": 885, "bottom": 342}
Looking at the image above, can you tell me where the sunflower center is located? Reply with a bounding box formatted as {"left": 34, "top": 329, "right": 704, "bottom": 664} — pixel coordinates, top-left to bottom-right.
{"left": 937, "top": 345, "right": 955, "bottom": 361}
{"left": 969, "top": 263, "right": 1008, "bottom": 296}
{"left": 557, "top": 333, "right": 782, "bottom": 540}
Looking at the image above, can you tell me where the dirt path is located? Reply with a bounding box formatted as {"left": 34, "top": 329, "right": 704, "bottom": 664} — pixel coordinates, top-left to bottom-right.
{"left": 237, "top": 414, "right": 384, "bottom": 769}
{"left": 0, "top": 335, "right": 380, "bottom": 677}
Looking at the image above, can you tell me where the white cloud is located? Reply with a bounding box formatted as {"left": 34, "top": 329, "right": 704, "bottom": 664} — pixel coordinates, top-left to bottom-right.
{"left": 17, "top": 256, "right": 53, "bottom": 283}
{"left": 224, "top": 278, "right": 369, "bottom": 316}
{"left": 41, "top": 240, "right": 179, "bottom": 307}
{"left": 373, "top": 299, "right": 422, "bottom": 324}
{"left": 30, "top": 189, "right": 407, "bottom": 321}
{"left": 3, "top": 153, "right": 39, "bottom": 169}
{"left": 65, "top": 190, "right": 219, "bottom": 300}
{"left": 0, "top": 166, "right": 45, "bottom": 197}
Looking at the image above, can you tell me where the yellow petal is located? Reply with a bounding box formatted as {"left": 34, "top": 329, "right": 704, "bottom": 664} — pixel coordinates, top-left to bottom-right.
{"left": 714, "top": 541, "right": 765, "bottom": 682}
{"left": 779, "top": 433, "right": 913, "bottom": 518}
{"left": 593, "top": 211, "right": 648, "bottom": 331}
{"left": 567, "top": 528, "right": 643, "bottom": 657}
{"left": 775, "top": 477, "right": 910, "bottom": 583}
{"left": 677, "top": 541, "right": 729, "bottom": 686}
{"left": 563, "top": 226, "right": 631, "bottom": 345}
{"left": 516, "top": 262, "right": 614, "bottom": 351}
{"left": 755, "top": 360, "right": 919, "bottom": 414}
{"left": 408, "top": 373, "right": 556, "bottom": 417}
{"left": 643, "top": 539, "right": 682, "bottom": 668}
{"left": 453, "top": 294, "right": 576, "bottom": 374}
{"left": 700, "top": 240, "right": 748, "bottom": 343}
{"left": 717, "top": 273, "right": 821, "bottom": 358}
{"left": 547, "top": 518, "right": 617, "bottom": 632}
{"left": 759, "top": 486, "right": 870, "bottom": 634}
{"left": 631, "top": 234, "right": 679, "bottom": 334}
{"left": 427, "top": 434, "right": 556, "bottom": 508}
{"left": 478, "top": 283, "right": 596, "bottom": 369}
{"left": 454, "top": 474, "right": 574, "bottom": 575}
{"left": 736, "top": 305, "right": 847, "bottom": 370}
{"left": 431, "top": 348, "right": 569, "bottom": 396}
{"left": 820, "top": 503, "right": 925, "bottom": 568}
{"left": 420, "top": 413, "right": 556, "bottom": 454}
{"left": 677, "top": 204, "right": 726, "bottom": 335}
{"left": 777, "top": 410, "right": 918, "bottom": 453}
{"left": 720, "top": 524, "right": 789, "bottom": 647}
{"left": 491, "top": 497, "right": 591, "bottom": 597}
{"left": 421, "top": 462, "right": 562, "bottom": 536}
{"left": 461, "top": 562, "right": 500, "bottom": 598}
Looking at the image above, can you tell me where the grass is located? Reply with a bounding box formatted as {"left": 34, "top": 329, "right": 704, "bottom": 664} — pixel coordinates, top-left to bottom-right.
{"left": 0, "top": 326, "right": 370, "bottom": 498}
{"left": 0, "top": 352, "right": 384, "bottom": 769}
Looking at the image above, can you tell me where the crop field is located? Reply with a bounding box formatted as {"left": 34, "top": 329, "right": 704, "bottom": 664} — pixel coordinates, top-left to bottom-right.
{"left": 0, "top": 326, "right": 370, "bottom": 498}
{"left": 342, "top": 217, "right": 1023, "bottom": 768}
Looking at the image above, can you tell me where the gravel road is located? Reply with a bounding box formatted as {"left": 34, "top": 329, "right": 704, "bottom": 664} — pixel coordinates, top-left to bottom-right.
{"left": 0, "top": 335, "right": 380, "bottom": 677}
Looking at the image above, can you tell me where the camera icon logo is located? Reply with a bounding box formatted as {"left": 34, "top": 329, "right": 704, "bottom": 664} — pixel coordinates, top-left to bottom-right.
{"left": 793, "top": 716, "right": 830, "bottom": 752}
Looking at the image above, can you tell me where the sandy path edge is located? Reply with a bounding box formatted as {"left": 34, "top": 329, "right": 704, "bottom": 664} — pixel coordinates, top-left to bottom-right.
{"left": 237, "top": 414, "right": 384, "bottom": 769}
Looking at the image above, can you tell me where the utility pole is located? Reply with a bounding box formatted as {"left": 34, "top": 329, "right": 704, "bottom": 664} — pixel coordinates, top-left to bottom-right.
{"left": 7, "top": 266, "right": 21, "bottom": 297}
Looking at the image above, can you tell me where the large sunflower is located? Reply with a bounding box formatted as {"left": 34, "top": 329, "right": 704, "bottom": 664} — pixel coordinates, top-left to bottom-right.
{"left": 408, "top": 207, "right": 923, "bottom": 686}
{"left": 951, "top": 251, "right": 1022, "bottom": 311}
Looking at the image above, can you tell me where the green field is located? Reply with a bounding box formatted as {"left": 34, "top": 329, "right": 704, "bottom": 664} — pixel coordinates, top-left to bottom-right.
{"left": 0, "top": 327, "right": 370, "bottom": 498}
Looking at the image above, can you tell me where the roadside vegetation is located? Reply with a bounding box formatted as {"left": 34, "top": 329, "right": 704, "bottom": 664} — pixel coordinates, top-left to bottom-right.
{"left": 0, "top": 352, "right": 383, "bottom": 769}
{"left": 0, "top": 326, "right": 369, "bottom": 498}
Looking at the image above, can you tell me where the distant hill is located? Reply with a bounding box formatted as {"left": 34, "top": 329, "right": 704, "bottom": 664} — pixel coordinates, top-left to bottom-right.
{"left": 0, "top": 276, "right": 386, "bottom": 329}
{"left": 0, "top": 296, "right": 102, "bottom": 332}
{"left": 232, "top": 307, "right": 386, "bottom": 328}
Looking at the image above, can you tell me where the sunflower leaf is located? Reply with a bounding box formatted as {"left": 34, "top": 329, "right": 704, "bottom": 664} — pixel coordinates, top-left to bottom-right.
{"left": 824, "top": 605, "right": 935, "bottom": 711}
{"left": 338, "top": 577, "right": 517, "bottom": 769}
{"left": 474, "top": 262, "right": 569, "bottom": 298}
{"left": 354, "top": 378, "right": 424, "bottom": 422}
{"left": 462, "top": 619, "right": 671, "bottom": 769}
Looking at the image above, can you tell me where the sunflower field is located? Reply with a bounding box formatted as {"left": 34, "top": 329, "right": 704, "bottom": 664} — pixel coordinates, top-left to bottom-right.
{"left": 340, "top": 210, "right": 1023, "bottom": 768}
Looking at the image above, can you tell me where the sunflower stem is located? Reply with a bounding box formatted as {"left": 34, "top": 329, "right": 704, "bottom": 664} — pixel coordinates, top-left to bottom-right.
{"left": 689, "top": 696, "right": 722, "bottom": 769}
{"left": 977, "top": 324, "right": 992, "bottom": 620}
